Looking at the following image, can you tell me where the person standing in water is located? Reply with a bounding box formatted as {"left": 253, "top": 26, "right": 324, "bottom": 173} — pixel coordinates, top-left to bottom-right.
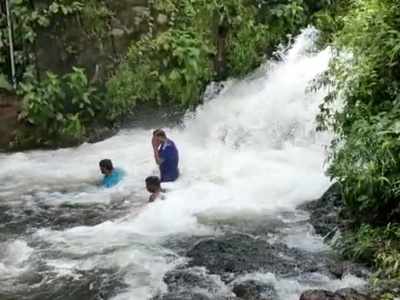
{"left": 99, "top": 159, "right": 125, "bottom": 188}
{"left": 152, "top": 129, "right": 179, "bottom": 182}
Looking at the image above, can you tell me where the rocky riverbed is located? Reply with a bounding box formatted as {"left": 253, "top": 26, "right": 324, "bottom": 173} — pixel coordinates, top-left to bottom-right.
{"left": 149, "top": 184, "right": 374, "bottom": 300}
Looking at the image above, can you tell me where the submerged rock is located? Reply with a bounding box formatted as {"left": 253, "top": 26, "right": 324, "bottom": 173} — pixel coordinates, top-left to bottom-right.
{"left": 327, "top": 261, "right": 370, "bottom": 279}
{"left": 0, "top": 268, "right": 128, "bottom": 300}
{"left": 153, "top": 292, "right": 213, "bottom": 300}
{"left": 153, "top": 267, "right": 239, "bottom": 300}
{"left": 232, "top": 280, "right": 277, "bottom": 300}
{"left": 300, "top": 289, "right": 373, "bottom": 300}
{"left": 335, "top": 288, "right": 371, "bottom": 300}
{"left": 300, "top": 290, "right": 344, "bottom": 300}
{"left": 163, "top": 267, "right": 224, "bottom": 295}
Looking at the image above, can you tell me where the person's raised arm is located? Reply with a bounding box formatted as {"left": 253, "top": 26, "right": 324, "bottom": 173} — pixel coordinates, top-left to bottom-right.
{"left": 152, "top": 135, "right": 161, "bottom": 165}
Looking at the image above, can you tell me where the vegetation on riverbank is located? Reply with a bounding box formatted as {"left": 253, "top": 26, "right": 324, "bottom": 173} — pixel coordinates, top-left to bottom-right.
{"left": 317, "top": 0, "right": 400, "bottom": 296}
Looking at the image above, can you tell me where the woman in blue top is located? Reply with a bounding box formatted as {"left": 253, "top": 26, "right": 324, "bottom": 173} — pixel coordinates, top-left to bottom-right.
{"left": 152, "top": 129, "right": 179, "bottom": 182}
{"left": 99, "top": 159, "right": 124, "bottom": 188}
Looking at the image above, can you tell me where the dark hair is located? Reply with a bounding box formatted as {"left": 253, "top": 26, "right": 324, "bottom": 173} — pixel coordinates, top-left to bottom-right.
{"left": 99, "top": 159, "right": 113, "bottom": 171}
{"left": 145, "top": 176, "right": 161, "bottom": 188}
{"left": 153, "top": 129, "right": 166, "bottom": 138}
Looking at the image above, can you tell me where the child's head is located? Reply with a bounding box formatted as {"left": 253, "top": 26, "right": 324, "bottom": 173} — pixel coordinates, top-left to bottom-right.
{"left": 99, "top": 159, "right": 113, "bottom": 175}
{"left": 145, "top": 176, "right": 161, "bottom": 193}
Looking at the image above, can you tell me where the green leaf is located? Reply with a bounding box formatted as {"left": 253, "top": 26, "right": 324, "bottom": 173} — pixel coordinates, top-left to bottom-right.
{"left": 0, "top": 74, "right": 13, "bottom": 91}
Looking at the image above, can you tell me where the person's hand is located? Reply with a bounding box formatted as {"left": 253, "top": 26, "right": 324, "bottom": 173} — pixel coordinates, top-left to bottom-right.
{"left": 152, "top": 136, "right": 159, "bottom": 150}
{"left": 149, "top": 194, "right": 156, "bottom": 202}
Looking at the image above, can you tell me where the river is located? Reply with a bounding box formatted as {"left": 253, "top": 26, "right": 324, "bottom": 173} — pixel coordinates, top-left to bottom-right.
{"left": 0, "top": 28, "right": 366, "bottom": 300}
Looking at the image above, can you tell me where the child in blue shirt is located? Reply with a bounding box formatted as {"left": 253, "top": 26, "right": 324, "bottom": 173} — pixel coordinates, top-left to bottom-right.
{"left": 99, "top": 159, "right": 125, "bottom": 188}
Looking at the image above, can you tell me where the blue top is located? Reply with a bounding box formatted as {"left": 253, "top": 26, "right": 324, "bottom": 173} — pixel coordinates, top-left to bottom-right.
{"left": 102, "top": 168, "right": 125, "bottom": 188}
{"left": 158, "top": 139, "right": 179, "bottom": 182}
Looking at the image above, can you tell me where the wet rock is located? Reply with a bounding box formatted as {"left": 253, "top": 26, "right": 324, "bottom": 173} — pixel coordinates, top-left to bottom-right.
{"left": 153, "top": 292, "right": 212, "bottom": 300}
{"left": 187, "top": 234, "right": 314, "bottom": 279}
{"left": 335, "top": 288, "right": 371, "bottom": 300}
{"left": 3, "top": 268, "right": 128, "bottom": 300}
{"left": 327, "top": 261, "right": 370, "bottom": 279}
{"left": 87, "top": 124, "right": 119, "bottom": 144}
{"left": 299, "top": 183, "right": 343, "bottom": 239}
{"left": 163, "top": 267, "right": 223, "bottom": 294}
{"left": 300, "top": 290, "right": 344, "bottom": 300}
{"left": 154, "top": 292, "right": 241, "bottom": 300}
{"left": 300, "top": 289, "right": 373, "bottom": 300}
{"left": 232, "top": 280, "right": 277, "bottom": 300}
{"left": 155, "top": 267, "right": 242, "bottom": 300}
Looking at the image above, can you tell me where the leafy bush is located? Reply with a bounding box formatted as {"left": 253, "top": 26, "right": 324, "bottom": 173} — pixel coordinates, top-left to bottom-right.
{"left": 318, "top": 0, "right": 400, "bottom": 224}
{"left": 18, "top": 67, "right": 101, "bottom": 145}
{"left": 107, "top": 0, "right": 269, "bottom": 110}
{"left": 318, "top": 0, "right": 400, "bottom": 289}
{"left": 336, "top": 224, "right": 399, "bottom": 263}
{"left": 107, "top": 28, "right": 214, "bottom": 115}
{"left": 0, "top": 0, "right": 85, "bottom": 80}
{"left": 335, "top": 223, "right": 400, "bottom": 289}
{"left": 0, "top": 73, "right": 12, "bottom": 91}
{"left": 224, "top": 10, "right": 269, "bottom": 76}
{"left": 107, "top": 0, "right": 340, "bottom": 110}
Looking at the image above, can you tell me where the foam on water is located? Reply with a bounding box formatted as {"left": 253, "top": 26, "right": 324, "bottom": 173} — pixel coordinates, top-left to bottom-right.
{"left": 0, "top": 28, "right": 349, "bottom": 299}
{"left": 233, "top": 272, "right": 366, "bottom": 300}
{"left": 0, "top": 240, "right": 34, "bottom": 278}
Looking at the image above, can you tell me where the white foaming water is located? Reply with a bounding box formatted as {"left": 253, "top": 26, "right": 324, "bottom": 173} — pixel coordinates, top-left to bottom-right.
{"left": 233, "top": 272, "right": 366, "bottom": 300}
{"left": 0, "top": 28, "right": 351, "bottom": 299}
{"left": 0, "top": 240, "right": 33, "bottom": 278}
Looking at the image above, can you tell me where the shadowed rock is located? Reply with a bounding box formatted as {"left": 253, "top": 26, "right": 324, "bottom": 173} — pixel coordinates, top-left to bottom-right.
{"left": 232, "top": 280, "right": 277, "bottom": 300}
{"left": 186, "top": 234, "right": 332, "bottom": 280}
{"left": 300, "top": 289, "right": 373, "bottom": 300}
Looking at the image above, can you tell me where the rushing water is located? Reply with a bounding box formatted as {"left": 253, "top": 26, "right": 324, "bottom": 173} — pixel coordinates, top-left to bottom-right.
{"left": 0, "top": 28, "right": 366, "bottom": 300}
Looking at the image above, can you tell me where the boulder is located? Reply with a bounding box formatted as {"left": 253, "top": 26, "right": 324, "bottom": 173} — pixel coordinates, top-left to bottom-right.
{"left": 300, "top": 290, "right": 344, "bottom": 300}
{"left": 232, "top": 280, "right": 277, "bottom": 300}
{"left": 187, "top": 234, "right": 317, "bottom": 279}
{"left": 300, "top": 289, "right": 373, "bottom": 300}
{"left": 299, "top": 183, "right": 343, "bottom": 239}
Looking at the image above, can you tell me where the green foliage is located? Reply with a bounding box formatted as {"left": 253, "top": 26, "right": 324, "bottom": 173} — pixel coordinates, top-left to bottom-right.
{"left": 318, "top": 0, "right": 400, "bottom": 288}
{"left": 226, "top": 20, "right": 269, "bottom": 76}
{"left": 18, "top": 67, "right": 100, "bottom": 145}
{"left": 108, "top": 0, "right": 336, "bottom": 110}
{"left": 0, "top": 73, "right": 12, "bottom": 91}
{"left": 376, "top": 247, "right": 400, "bottom": 282}
{"left": 318, "top": 0, "right": 400, "bottom": 224}
{"left": 0, "top": 0, "right": 85, "bottom": 76}
{"left": 311, "top": 0, "right": 350, "bottom": 46}
{"left": 335, "top": 224, "right": 400, "bottom": 288}
{"left": 0, "top": 0, "right": 109, "bottom": 85}
{"left": 335, "top": 224, "right": 399, "bottom": 262}
{"left": 107, "top": 28, "right": 213, "bottom": 116}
